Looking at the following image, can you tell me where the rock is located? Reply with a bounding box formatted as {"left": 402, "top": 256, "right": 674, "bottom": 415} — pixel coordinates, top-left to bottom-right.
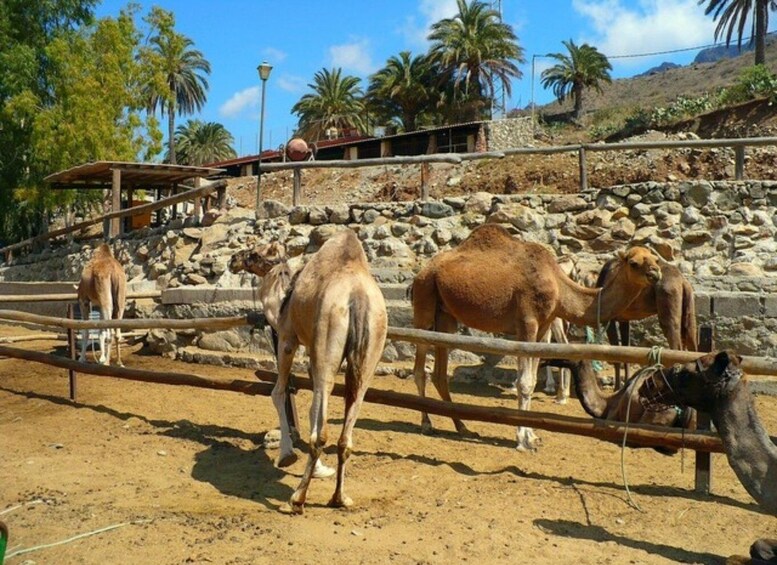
{"left": 421, "top": 202, "right": 455, "bottom": 219}
{"left": 611, "top": 217, "right": 636, "bottom": 240}
{"left": 547, "top": 195, "right": 587, "bottom": 213}
{"left": 289, "top": 206, "right": 310, "bottom": 224}
{"left": 682, "top": 230, "right": 712, "bottom": 244}
{"left": 363, "top": 209, "right": 381, "bottom": 223}
{"left": 487, "top": 203, "right": 545, "bottom": 231}
{"left": 308, "top": 206, "right": 329, "bottom": 225}
{"left": 464, "top": 192, "right": 494, "bottom": 215}
{"left": 148, "top": 262, "right": 168, "bottom": 280}
{"left": 683, "top": 182, "right": 713, "bottom": 207}
{"left": 561, "top": 223, "right": 605, "bottom": 240}
{"left": 182, "top": 227, "right": 203, "bottom": 240}
{"left": 309, "top": 225, "right": 340, "bottom": 247}
{"left": 728, "top": 262, "right": 762, "bottom": 276}
{"left": 328, "top": 205, "right": 351, "bottom": 224}
{"left": 185, "top": 273, "right": 208, "bottom": 285}
{"left": 433, "top": 228, "right": 453, "bottom": 245}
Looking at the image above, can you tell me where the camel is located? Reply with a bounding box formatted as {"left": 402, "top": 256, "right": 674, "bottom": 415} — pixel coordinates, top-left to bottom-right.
{"left": 76, "top": 243, "right": 126, "bottom": 366}
{"left": 229, "top": 230, "right": 388, "bottom": 513}
{"left": 638, "top": 350, "right": 777, "bottom": 564}
{"left": 410, "top": 223, "right": 662, "bottom": 451}
{"left": 596, "top": 256, "right": 697, "bottom": 387}
{"left": 545, "top": 359, "right": 696, "bottom": 455}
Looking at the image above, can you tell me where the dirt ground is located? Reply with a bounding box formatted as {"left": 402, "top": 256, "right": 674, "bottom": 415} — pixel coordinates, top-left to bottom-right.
{"left": 1, "top": 325, "right": 775, "bottom": 565}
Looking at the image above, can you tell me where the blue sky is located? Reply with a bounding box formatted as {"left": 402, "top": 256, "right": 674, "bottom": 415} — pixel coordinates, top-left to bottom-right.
{"left": 95, "top": 0, "right": 751, "bottom": 158}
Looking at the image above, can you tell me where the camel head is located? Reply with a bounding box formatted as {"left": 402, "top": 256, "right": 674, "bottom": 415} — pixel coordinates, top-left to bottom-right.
{"left": 229, "top": 241, "right": 287, "bottom": 277}
{"left": 616, "top": 246, "right": 662, "bottom": 287}
{"left": 638, "top": 350, "right": 744, "bottom": 413}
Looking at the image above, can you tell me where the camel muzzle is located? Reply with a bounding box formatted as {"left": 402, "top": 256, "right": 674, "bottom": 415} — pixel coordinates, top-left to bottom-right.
{"left": 647, "top": 269, "right": 662, "bottom": 283}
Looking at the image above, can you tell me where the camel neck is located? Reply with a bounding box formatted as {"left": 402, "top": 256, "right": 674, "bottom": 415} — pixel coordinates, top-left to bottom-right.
{"left": 571, "top": 361, "right": 607, "bottom": 418}
{"left": 714, "top": 383, "right": 777, "bottom": 514}
{"left": 258, "top": 263, "right": 294, "bottom": 330}
{"left": 555, "top": 271, "right": 642, "bottom": 327}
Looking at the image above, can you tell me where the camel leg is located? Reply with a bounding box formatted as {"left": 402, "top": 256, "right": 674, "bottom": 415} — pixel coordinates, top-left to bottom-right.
{"left": 656, "top": 289, "right": 683, "bottom": 351}
{"left": 540, "top": 326, "right": 556, "bottom": 396}
{"left": 549, "top": 318, "right": 570, "bottom": 404}
{"left": 79, "top": 299, "right": 89, "bottom": 363}
{"left": 430, "top": 313, "right": 469, "bottom": 435}
{"left": 516, "top": 355, "right": 541, "bottom": 451}
{"left": 98, "top": 303, "right": 112, "bottom": 366}
{"left": 290, "top": 349, "right": 336, "bottom": 514}
{"left": 516, "top": 322, "right": 540, "bottom": 451}
{"left": 272, "top": 337, "right": 299, "bottom": 470}
{"left": 619, "top": 321, "right": 631, "bottom": 386}
{"left": 606, "top": 321, "right": 622, "bottom": 389}
{"left": 412, "top": 343, "right": 433, "bottom": 434}
{"left": 114, "top": 306, "right": 125, "bottom": 368}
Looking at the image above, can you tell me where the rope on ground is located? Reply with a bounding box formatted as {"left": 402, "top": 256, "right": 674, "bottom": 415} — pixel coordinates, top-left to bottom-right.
{"left": 5, "top": 519, "right": 152, "bottom": 559}
{"left": 620, "top": 345, "right": 665, "bottom": 512}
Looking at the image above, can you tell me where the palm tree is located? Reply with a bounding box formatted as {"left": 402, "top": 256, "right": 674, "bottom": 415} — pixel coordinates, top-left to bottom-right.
{"left": 427, "top": 0, "right": 524, "bottom": 119}
{"left": 143, "top": 18, "right": 210, "bottom": 164}
{"left": 699, "top": 0, "right": 777, "bottom": 65}
{"left": 166, "top": 120, "right": 236, "bottom": 165}
{"left": 367, "top": 51, "right": 436, "bottom": 132}
{"left": 541, "top": 40, "right": 612, "bottom": 121}
{"left": 291, "top": 68, "right": 367, "bottom": 140}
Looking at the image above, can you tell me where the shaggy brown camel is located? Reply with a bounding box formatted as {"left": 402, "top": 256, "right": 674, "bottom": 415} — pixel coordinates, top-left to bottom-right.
{"left": 76, "top": 243, "right": 126, "bottom": 366}
{"left": 638, "top": 351, "right": 777, "bottom": 564}
{"left": 229, "top": 230, "right": 388, "bottom": 513}
{"left": 545, "top": 359, "right": 696, "bottom": 454}
{"left": 596, "top": 257, "right": 697, "bottom": 386}
{"left": 410, "top": 223, "right": 662, "bottom": 451}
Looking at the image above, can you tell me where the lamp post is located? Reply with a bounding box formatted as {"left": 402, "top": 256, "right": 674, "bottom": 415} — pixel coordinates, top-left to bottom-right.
{"left": 530, "top": 53, "right": 551, "bottom": 138}
{"left": 255, "top": 61, "right": 273, "bottom": 217}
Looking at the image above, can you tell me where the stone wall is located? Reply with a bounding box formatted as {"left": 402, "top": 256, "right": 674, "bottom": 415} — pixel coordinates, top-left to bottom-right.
{"left": 486, "top": 117, "right": 535, "bottom": 152}
{"left": 3, "top": 179, "right": 777, "bottom": 372}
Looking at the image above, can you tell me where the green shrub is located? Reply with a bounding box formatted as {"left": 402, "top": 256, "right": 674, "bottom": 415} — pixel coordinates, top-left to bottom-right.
{"left": 719, "top": 65, "right": 777, "bottom": 105}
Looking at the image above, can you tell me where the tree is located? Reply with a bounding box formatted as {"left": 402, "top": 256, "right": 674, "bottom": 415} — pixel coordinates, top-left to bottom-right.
{"left": 699, "top": 0, "right": 777, "bottom": 65}
{"left": 427, "top": 0, "right": 524, "bottom": 119}
{"left": 541, "top": 40, "right": 612, "bottom": 121}
{"left": 291, "top": 68, "right": 367, "bottom": 140}
{"left": 167, "top": 120, "right": 236, "bottom": 165}
{"left": 0, "top": 2, "right": 161, "bottom": 244}
{"left": 367, "top": 51, "right": 436, "bottom": 132}
{"left": 140, "top": 7, "right": 210, "bottom": 164}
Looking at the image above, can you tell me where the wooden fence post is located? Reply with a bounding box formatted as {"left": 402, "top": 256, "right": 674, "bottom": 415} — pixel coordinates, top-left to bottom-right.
{"left": 695, "top": 324, "right": 714, "bottom": 494}
{"left": 292, "top": 169, "right": 302, "bottom": 206}
{"left": 578, "top": 146, "right": 588, "bottom": 191}
{"left": 67, "top": 303, "right": 78, "bottom": 402}
{"left": 734, "top": 145, "right": 745, "bottom": 180}
{"left": 421, "top": 162, "right": 430, "bottom": 201}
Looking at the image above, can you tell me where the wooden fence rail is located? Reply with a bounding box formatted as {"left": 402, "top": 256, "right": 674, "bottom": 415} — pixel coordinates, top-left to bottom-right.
{"left": 0, "top": 291, "right": 162, "bottom": 303}
{"left": 0, "top": 179, "right": 227, "bottom": 258}
{"left": 0, "top": 344, "right": 725, "bottom": 453}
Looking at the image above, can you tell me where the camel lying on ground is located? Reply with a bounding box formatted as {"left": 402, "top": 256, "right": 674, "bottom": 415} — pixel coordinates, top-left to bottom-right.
{"left": 597, "top": 256, "right": 697, "bottom": 386}
{"left": 410, "top": 223, "right": 662, "bottom": 451}
{"left": 545, "top": 359, "right": 696, "bottom": 455}
{"left": 76, "top": 243, "right": 126, "bottom": 366}
{"left": 639, "top": 350, "right": 777, "bottom": 563}
{"left": 229, "top": 230, "right": 388, "bottom": 513}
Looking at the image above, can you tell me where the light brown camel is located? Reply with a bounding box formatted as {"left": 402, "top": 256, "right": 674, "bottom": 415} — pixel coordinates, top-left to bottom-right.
{"left": 76, "top": 243, "right": 126, "bottom": 366}
{"left": 596, "top": 257, "right": 697, "bottom": 386}
{"left": 410, "top": 223, "right": 662, "bottom": 451}
{"left": 229, "top": 230, "right": 388, "bottom": 513}
{"left": 638, "top": 350, "right": 777, "bottom": 564}
{"left": 546, "top": 359, "right": 696, "bottom": 455}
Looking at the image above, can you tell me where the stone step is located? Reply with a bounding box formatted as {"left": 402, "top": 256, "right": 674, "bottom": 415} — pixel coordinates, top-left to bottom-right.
{"left": 379, "top": 282, "right": 411, "bottom": 301}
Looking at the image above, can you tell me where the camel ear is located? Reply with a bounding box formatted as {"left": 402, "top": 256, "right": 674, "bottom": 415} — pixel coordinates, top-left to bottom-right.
{"left": 616, "top": 248, "right": 628, "bottom": 261}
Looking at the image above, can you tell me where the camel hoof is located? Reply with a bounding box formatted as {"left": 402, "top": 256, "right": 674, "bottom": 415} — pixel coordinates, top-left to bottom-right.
{"left": 554, "top": 397, "right": 568, "bottom": 405}
{"left": 420, "top": 422, "right": 435, "bottom": 435}
{"left": 279, "top": 502, "right": 303, "bottom": 515}
{"left": 328, "top": 494, "right": 353, "bottom": 508}
{"left": 313, "top": 460, "right": 336, "bottom": 479}
{"left": 455, "top": 423, "right": 476, "bottom": 438}
{"left": 276, "top": 451, "right": 298, "bottom": 468}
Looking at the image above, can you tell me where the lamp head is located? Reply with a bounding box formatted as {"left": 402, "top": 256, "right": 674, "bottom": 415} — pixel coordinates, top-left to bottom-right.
{"left": 257, "top": 61, "right": 273, "bottom": 81}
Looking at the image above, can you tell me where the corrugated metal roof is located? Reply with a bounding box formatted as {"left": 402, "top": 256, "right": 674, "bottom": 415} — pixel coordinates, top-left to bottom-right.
{"left": 45, "top": 161, "right": 225, "bottom": 189}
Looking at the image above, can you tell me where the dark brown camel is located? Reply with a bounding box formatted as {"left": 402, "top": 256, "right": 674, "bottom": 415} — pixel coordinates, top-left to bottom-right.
{"left": 546, "top": 359, "right": 696, "bottom": 455}
{"left": 597, "top": 256, "right": 697, "bottom": 386}
{"left": 410, "top": 223, "right": 662, "bottom": 451}
{"left": 638, "top": 350, "right": 777, "bottom": 564}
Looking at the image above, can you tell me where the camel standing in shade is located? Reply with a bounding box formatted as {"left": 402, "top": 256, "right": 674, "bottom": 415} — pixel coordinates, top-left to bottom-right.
{"left": 229, "top": 230, "right": 387, "bottom": 513}
{"left": 77, "top": 243, "right": 126, "bottom": 366}
{"left": 410, "top": 223, "right": 662, "bottom": 451}
{"left": 597, "top": 257, "right": 697, "bottom": 386}
{"left": 638, "top": 350, "right": 777, "bottom": 564}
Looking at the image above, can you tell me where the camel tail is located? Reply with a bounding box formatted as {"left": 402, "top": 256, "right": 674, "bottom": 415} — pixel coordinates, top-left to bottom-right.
{"left": 681, "top": 281, "right": 698, "bottom": 351}
{"left": 343, "top": 291, "right": 373, "bottom": 403}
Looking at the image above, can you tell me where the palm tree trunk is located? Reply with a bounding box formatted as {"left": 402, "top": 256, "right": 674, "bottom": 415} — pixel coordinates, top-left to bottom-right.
{"left": 167, "top": 107, "right": 176, "bottom": 165}
{"left": 754, "top": 0, "right": 768, "bottom": 66}
{"left": 573, "top": 83, "right": 583, "bottom": 121}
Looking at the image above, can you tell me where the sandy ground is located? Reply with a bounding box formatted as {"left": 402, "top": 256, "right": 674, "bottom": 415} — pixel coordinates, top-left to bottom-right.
{"left": 1, "top": 325, "right": 775, "bottom": 565}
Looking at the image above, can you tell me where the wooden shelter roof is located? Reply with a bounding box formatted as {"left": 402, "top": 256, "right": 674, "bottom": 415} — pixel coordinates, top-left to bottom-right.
{"left": 45, "top": 161, "right": 225, "bottom": 190}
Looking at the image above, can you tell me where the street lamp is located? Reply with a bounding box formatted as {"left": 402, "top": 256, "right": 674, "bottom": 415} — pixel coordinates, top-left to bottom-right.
{"left": 530, "top": 53, "right": 552, "bottom": 138}
{"left": 255, "top": 61, "right": 273, "bottom": 217}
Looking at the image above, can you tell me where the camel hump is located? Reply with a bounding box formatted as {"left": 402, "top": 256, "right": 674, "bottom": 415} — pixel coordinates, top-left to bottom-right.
{"left": 95, "top": 243, "right": 114, "bottom": 258}
{"left": 313, "top": 229, "right": 367, "bottom": 268}
{"left": 461, "top": 223, "right": 514, "bottom": 247}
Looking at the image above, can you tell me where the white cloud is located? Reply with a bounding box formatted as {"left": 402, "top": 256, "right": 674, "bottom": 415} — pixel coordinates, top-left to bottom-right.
{"left": 329, "top": 39, "right": 376, "bottom": 75}
{"left": 277, "top": 74, "right": 307, "bottom": 93}
{"left": 219, "top": 86, "right": 260, "bottom": 118}
{"left": 262, "top": 47, "right": 287, "bottom": 63}
{"left": 399, "top": 0, "right": 459, "bottom": 47}
{"left": 573, "top": 0, "right": 716, "bottom": 64}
